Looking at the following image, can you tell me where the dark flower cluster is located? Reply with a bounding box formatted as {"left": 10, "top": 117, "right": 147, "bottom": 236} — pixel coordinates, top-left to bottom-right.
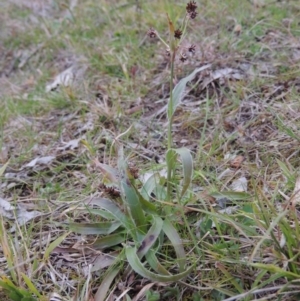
{"left": 188, "top": 44, "right": 196, "bottom": 54}
{"left": 147, "top": 2, "right": 198, "bottom": 63}
{"left": 186, "top": 1, "right": 197, "bottom": 19}
{"left": 180, "top": 52, "right": 188, "bottom": 62}
{"left": 174, "top": 29, "right": 183, "bottom": 39}
{"left": 179, "top": 44, "right": 196, "bottom": 62}
{"left": 147, "top": 27, "right": 157, "bottom": 38}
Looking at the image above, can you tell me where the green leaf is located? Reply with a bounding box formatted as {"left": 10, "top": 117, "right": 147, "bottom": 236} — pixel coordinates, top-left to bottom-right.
{"left": 21, "top": 297, "right": 37, "bottom": 301}
{"left": 276, "top": 159, "right": 295, "bottom": 182}
{"left": 121, "top": 178, "right": 147, "bottom": 232}
{"left": 210, "top": 191, "right": 251, "bottom": 201}
{"left": 162, "top": 219, "right": 186, "bottom": 272}
{"left": 250, "top": 263, "right": 300, "bottom": 279}
{"left": 133, "top": 185, "right": 157, "bottom": 215}
{"left": 89, "top": 198, "right": 135, "bottom": 233}
{"left": 145, "top": 250, "right": 170, "bottom": 275}
{"left": 117, "top": 158, "right": 147, "bottom": 233}
{"left": 94, "top": 267, "right": 120, "bottom": 301}
{"left": 173, "top": 148, "right": 193, "bottom": 199}
{"left": 8, "top": 291, "right": 22, "bottom": 301}
{"left": 168, "top": 64, "right": 211, "bottom": 120}
{"left": 88, "top": 208, "right": 115, "bottom": 220}
{"left": 0, "top": 160, "right": 9, "bottom": 177}
{"left": 126, "top": 246, "right": 194, "bottom": 282}
{"left": 21, "top": 273, "right": 41, "bottom": 298}
{"left": 44, "top": 232, "right": 70, "bottom": 260}
{"left": 166, "top": 149, "right": 177, "bottom": 173}
{"left": 92, "top": 233, "right": 125, "bottom": 250}
{"left": 68, "top": 221, "right": 121, "bottom": 235}
{"left": 137, "top": 216, "right": 163, "bottom": 258}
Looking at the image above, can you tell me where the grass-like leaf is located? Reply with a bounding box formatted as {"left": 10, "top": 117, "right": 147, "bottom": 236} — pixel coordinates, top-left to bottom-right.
{"left": 118, "top": 158, "right": 147, "bottom": 233}
{"left": 94, "top": 267, "right": 120, "bottom": 301}
{"left": 145, "top": 250, "right": 170, "bottom": 275}
{"left": 21, "top": 273, "right": 42, "bottom": 299}
{"left": 133, "top": 184, "right": 157, "bottom": 215}
{"left": 162, "top": 219, "right": 186, "bottom": 272}
{"left": 250, "top": 263, "right": 300, "bottom": 280}
{"left": 92, "top": 233, "right": 126, "bottom": 250}
{"left": 44, "top": 232, "right": 70, "bottom": 260}
{"left": 210, "top": 191, "right": 251, "bottom": 201}
{"left": 137, "top": 216, "right": 163, "bottom": 258}
{"left": 173, "top": 147, "right": 193, "bottom": 199}
{"left": 167, "top": 64, "right": 211, "bottom": 120}
{"left": 68, "top": 221, "right": 122, "bottom": 235}
{"left": 90, "top": 198, "right": 135, "bottom": 234}
{"left": 126, "top": 246, "right": 194, "bottom": 282}
{"left": 121, "top": 177, "right": 147, "bottom": 232}
{"left": 0, "top": 277, "right": 38, "bottom": 301}
{"left": 0, "top": 160, "right": 9, "bottom": 177}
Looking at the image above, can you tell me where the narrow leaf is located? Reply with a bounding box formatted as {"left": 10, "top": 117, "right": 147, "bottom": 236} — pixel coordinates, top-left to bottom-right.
{"left": 126, "top": 246, "right": 194, "bottom": 282}
{"left": 44, "top": 232, "right": 70, "bottom": 260}
{"left": 88, "top": 198, "right": 135, "bottom": 233}
{"left": 137, "top": 216, "right": 163, "bottom": 258}
{"left": 68, "top": 221, "right": 121, "bottom": 235}
{"left": 251, "top": 263, "right": 300, "bottom": 279}
{"left": 118, "top": 158, "right": 146, "bottom": 232}
{"left": 88, "top": 208, "right": 115, "bottom": 220}
{"left": 166, "top": 149, "right": 177, "bottom": 171}
{"left": 210, "top": 191, "right": 251, "bottom": 201}
{"left": 95, "top": 267, "right": 119, "bottom": 301}
{"left": 0, "top": 160, "right": 9, "bottom": 177}
{"left": 163, "top": 219, "right": 186, "bottom": 272}
{"left": 92, "top": 233, "right": 125, "bottom": 250}
{"left": 174, "top": 148, "right": 193, "bottom": 199}
{"left": 276, "top": 159, "right": 295, "bottom": 181}
{"left": 21, "top": 273, "right": 41, "bottom": 298}
{"left": 133, "top": 185, "right": 157, "bottom": 215}
{"left": 145, "top": 250, "right": 170, "bottom": 275}
{"left": 168, "top": 64, "right": 211, "bottom": 120}
{"left": 121, "top": 179, "right": 146, "bottom": 232}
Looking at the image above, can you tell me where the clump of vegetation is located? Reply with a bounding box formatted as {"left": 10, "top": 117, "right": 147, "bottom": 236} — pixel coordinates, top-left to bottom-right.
{"left": 68, "top": 1, "right": 204, "bottom": 297}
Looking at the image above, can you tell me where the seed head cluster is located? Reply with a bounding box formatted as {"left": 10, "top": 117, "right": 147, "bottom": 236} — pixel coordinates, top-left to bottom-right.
{"left": 186, "top": 1, "right": 197, "bottom": 19}
{"left": 174, "top": 29, "right": 183, "bottom": 39}
{"left": 188, "top": 44, "right": 196, "bottom": 54}
{"left": 180, "top": 52, "right": 188, "bottom": 62}
{"left": 147, "top": 1, "right": 198, "bottom": 63}
{"left": 147, "top": 27, "right": 157, "bottom": 38}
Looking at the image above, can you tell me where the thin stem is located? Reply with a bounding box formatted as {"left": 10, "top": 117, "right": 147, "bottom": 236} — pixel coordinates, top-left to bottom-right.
{"left": 167, "top": 50, "right": 176, "bottom": 201}
{"left": 168, "top": 51, "right": 176, "bottom": 150}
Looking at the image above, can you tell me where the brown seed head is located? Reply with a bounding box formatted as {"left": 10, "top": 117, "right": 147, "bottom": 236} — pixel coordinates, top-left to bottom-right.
{"left": 180, "top": 52, "right": 188, "bottom": 62}
{"left": 147, "top": 28, "right": 157, "bottom": 38}
{"left": 186, "top": 1, "right": 197, "bottom": 13}
{"left": 174, "top": 29, "right": 183, "bottom": 39}
{"left": 189, "top": 11, "right": 198, "bottom": 19}
{"left": 188, "top": 44, "right": 196, "bottom": 54}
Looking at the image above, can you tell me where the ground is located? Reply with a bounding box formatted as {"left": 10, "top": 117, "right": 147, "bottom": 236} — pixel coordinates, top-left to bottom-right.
{"left": 1, "top": 0, "right": 300, "bottom": 300}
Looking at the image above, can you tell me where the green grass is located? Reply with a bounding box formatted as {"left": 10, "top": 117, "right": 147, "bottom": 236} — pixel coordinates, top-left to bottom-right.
{"left": 2, "top": 0, "right": 300, "bottom": 300}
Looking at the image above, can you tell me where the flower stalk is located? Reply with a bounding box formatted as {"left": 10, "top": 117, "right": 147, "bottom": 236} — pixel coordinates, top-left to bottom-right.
{"left": 147, "top": 1, "right": 198, "bottom": 201}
